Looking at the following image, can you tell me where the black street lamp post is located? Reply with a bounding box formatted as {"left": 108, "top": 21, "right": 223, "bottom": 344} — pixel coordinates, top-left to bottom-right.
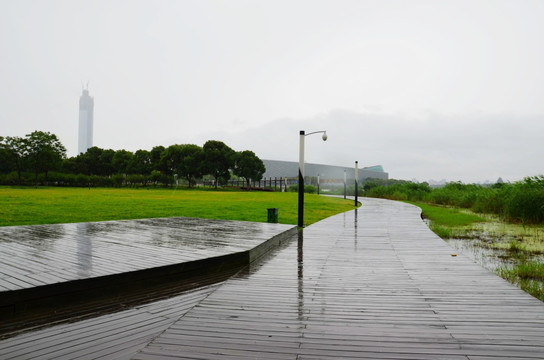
{"left": 355, "top": 161, "right": 359, "bottom": 207}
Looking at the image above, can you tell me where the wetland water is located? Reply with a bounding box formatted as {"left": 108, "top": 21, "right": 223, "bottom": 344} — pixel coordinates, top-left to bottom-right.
{"left": 423, "top": 214, "right": 544, "bottom": 302}
{"left": 423, "top": 218, "right": 544, "bottom": 274}
{"left": 443, "top": 237, "right": 514, "bottom": 272}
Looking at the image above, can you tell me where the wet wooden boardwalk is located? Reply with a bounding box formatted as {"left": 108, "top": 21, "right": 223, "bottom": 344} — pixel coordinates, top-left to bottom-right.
{"left": 1, "top": 198, "right": 544, "bottom": 359}
{"left": 0, "top": 217, "right": 296, "bottom": 331}
{"left": 0, "top": 217, "right": 295, "bottom": 292}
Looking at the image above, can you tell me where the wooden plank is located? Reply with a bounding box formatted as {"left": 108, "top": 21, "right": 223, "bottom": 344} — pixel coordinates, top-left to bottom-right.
{"left": 0, "top": 285, "right": 219, "bottom": 359}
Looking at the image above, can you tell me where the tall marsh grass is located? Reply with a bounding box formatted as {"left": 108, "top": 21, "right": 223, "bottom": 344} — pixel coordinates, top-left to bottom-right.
{"left": 365, "top": 175, "right": 544, "bottom": 225}
{"left": 498, "top": 261, "right": 544, "bottom": 301}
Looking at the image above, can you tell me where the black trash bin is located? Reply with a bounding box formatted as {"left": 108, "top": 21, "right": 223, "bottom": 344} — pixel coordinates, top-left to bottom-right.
{"left": 267, "top": 208, "right": 278, "bottom": 223}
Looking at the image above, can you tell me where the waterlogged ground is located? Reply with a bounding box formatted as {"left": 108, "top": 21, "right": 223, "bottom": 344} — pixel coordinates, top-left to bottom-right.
{"left": 471, "top": 218, "right": 544, "bottom": 253}
{"left": 423, "top": 215, "right": 544, "bottom": 301}
{"left": 445, "top": 238, "right": 511, "bottom": 272}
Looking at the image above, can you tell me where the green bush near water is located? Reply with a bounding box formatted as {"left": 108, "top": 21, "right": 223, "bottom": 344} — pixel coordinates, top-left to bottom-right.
{"left": 366, "top": 176, "right": 544, "bottom": 224}
{"left": 364, "top": 181, "right": 431, "bottom": 202}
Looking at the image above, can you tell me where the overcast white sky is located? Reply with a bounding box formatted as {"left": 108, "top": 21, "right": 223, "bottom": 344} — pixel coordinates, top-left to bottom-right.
{"left": 1, "top": 0, "right": 543, "bottom": 183}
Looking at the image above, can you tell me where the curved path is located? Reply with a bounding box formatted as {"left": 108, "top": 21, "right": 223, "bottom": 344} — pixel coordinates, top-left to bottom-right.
{"left": 2, "top": 198, "right": 544, "bottom": 359}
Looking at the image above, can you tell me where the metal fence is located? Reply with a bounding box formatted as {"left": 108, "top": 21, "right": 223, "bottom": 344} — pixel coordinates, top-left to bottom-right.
{"left": 202, "top": 177, "right": 299, "bottom": 191}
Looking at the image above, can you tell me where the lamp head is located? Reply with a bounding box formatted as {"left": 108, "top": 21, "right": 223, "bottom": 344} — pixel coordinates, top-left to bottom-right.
{"left": 322, "top": 131, "right": 328, "bottom": 141}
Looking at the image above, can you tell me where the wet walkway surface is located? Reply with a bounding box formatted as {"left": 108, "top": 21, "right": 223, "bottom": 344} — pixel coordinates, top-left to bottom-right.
{"left": 0, "top": 217, "right": 295, "bottom": 292}
{"left": 2, "top": 198, "right": 544, "bottom": 359}
{"left": 0, "top": 218, "right": 296, "bottom": 332}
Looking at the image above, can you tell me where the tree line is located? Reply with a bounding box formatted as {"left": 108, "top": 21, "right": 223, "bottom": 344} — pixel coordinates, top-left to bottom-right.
{"left": 0, "top": 131, "right": 266, "bottom": 188}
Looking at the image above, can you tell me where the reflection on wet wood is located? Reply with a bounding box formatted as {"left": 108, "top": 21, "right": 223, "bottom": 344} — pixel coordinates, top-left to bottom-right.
{"left": 0, "top": 217, "right": 295, "bottom": 333}
{"left": 0, "top": 218, "right": 295, "bottom": 291}
{"left": 0, "top": 284, "right": 220, "bottom": 359}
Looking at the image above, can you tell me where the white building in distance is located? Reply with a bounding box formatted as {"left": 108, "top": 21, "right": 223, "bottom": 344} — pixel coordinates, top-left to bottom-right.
{"left": 78, "top": 87, "right": 94, "bottom": 154}
{"left": 262, "top": 159, "right": 388, "bottom": 182}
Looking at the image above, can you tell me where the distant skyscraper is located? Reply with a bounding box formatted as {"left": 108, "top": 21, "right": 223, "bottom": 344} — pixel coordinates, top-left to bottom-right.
{"left": 78, "top": 87, "right": 94, "bottom": 154}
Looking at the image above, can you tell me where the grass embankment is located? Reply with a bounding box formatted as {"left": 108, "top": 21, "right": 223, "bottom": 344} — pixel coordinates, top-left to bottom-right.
{"left": 410, "top": 201, "right": 544, "bottom": 301}
{"left": 410, "top": 201, "right": 486, "bottom": 238}
{"left": 0, "top": 187, "right": 354, "bottom": 227}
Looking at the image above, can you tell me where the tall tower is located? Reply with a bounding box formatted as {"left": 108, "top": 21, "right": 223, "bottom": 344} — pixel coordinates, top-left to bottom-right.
{"left": 78, "top": 86, "right": 94, "bottom": 154}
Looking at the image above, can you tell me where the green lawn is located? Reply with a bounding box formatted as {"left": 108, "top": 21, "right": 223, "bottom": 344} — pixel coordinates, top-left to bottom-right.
{"left": 0, "top": 187, "right": 355, "bottom": 227}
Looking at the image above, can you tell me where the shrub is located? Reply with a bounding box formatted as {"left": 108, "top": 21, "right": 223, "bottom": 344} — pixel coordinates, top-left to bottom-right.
{"left": 112, "top": 174, "right": 125, "bottom": 187}
{"left": 503, "top": 183, "right": 544, "bottom": 224}
{"left": 127, "top": 174, "right": 144, "bottom": 187}
{"left": 0, "top": 171, "right": 33, "bottom": 186}
{"left": 367, "top": 176, "right": 544, "bottom": 225}
{"left": 366, "top": 181, "right": 430, "bottom": 202}
{"left": 75, "top": 174, "right": 90, "bottom": 187}
{"left": 287, "top": 184, "right": 317, "bottom": 194}
{"left": 89, "top": 175, "right": 103, "bottom": 187}
{"left": 62, "top": 173, "right": 77, "bottom": 186}
{"left": 472, "top": 187, "right": 506, "bottom": 215}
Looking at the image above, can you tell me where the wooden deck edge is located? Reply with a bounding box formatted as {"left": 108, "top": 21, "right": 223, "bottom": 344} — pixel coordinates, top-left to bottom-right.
{"left": 0, "top": 225, "right": 297, "bottom": 336}
{"left": 248, "top": 226, "right": 298, "bottom": 263}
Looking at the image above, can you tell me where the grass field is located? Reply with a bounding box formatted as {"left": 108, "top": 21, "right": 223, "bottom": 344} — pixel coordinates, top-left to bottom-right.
{"left": 0, "top": 187, "right": 356, "bottom": 227}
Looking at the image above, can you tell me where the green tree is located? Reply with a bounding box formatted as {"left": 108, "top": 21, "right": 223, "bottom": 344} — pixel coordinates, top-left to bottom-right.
{"left": 159, "top": 144, "right": 202, "bottom": 186}
{"left": 150, "top": 145, "right": 165, "bottom": 172}
{"left": 149, "top": 170, "right": 162, "bottom": 187}
{"left": 127, "top": 149, "right": 152, "bottom": 175}
{"left": 112, "top": 149, "right": 134, "bottom": 174}
{"left": 178, "top": 144, "right": 203, "bottom": 187}
{"left": 233, "top": 150, "right": 265, "bottom": 188}
{"left": 0, "top": 136, "right": 26, "bottom": 184}
{"left": 160, "top": 145, "right": 184, "bottom": 177}
{"left": 24, "top": 131, "right": 66, "bottom": 184}
{"left": 78, "top": 146, "right": 103, "bottom": 175}
{"left": 62, "top": 156, "right": 80, "bottom": 174}
{"left": 201, "top": 140, "right": 235, "bottom": 188}
{"left": 68, "top": 146, "right": 114, "bottom": 176}
{"left": 0, "top": 137, "right": 11, "bottom": 174}
{"left": 99, "top": 149, "right": 115, "bottom": 176}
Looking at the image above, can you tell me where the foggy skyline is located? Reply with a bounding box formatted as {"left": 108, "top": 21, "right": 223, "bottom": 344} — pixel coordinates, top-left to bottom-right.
{"left": 1, "top": 0, "right": 543, "bottom": 183}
